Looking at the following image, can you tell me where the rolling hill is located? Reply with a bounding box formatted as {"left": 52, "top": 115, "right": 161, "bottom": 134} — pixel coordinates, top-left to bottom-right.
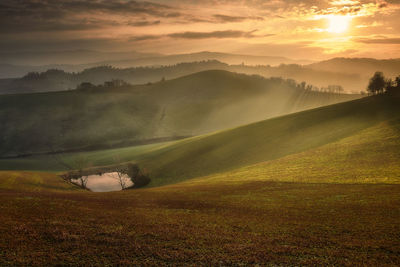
{"left": 0, "top": 50, "right": 311, "bottom": 79}
{"left": 1, "top": 94, "right": 398, "bottom": 188}
{"left": 134, "top": 95, "right": 400, "bottom": 186}
{"left": 2, "top": 57, "right": 399, "bottom": 95}
{"left": 0, "top": 60, "right": 365, "bottom": 95}
{"left": 0, "top": 70, "right": 359, "bottom": 158}
{"left": 309, "top": 57, "right": 400, "bottom": 78}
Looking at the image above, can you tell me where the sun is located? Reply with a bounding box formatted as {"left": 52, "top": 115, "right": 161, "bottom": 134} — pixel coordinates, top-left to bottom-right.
{"left": 327, "top": 15, "right": 351, "bottom": 33}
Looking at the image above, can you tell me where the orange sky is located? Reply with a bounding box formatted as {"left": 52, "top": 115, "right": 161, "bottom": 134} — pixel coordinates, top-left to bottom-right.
{"left": 1, "top": 0, "right": 399, "bottom": 60}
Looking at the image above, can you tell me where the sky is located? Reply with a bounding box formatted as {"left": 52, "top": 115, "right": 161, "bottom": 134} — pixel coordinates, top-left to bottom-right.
{"left": 1, "top": 0, "right": 400, "bottom": 60}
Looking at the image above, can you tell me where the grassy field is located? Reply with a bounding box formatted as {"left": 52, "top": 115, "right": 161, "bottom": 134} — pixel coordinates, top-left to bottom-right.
{"left": 0, "top": 141, "right": 172, "bottom": 171}
{"left": 136, "top": 96, "right": 399, "bottom": 186}
{"left": 186, "top": 119, "right": 400, "bottom": 186}
{"left": 1, "top": 171, "right": 400, "bottom": 265}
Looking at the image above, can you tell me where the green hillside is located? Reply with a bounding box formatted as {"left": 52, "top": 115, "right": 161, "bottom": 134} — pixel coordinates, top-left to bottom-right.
{"left": 0, "top": 171, "right": 80, "bottom": 192}
{"left": 184, "top": 119, "right": 400, "bottom": 186}
{"left": 0, "top": 70, "right": 358, "bottom": 157}
{"left": 137, "top": 95, "right": 400, "bottom": 186}
{"left": 1, "top": 95, "right": 398, "bottom": 188}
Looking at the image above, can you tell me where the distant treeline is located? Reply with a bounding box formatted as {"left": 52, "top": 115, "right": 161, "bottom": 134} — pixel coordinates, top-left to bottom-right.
{"left": 0, "top": 60, "right": 363, "bottom": 95}
{"left": 74, "top": 74, "right": 346, "bottom": 95}
{"left": 367, "top": 72, "right": 400, "bottom": 96}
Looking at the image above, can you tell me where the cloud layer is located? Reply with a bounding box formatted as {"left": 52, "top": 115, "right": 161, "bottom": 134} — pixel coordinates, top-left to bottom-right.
{"left": 1, "top": 0, "right": 399, "bottom": 60}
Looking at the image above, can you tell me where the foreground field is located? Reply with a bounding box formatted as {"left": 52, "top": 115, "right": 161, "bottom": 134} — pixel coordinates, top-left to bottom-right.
{"left": 0, "top": 172, "right": 399, "bottom": 266}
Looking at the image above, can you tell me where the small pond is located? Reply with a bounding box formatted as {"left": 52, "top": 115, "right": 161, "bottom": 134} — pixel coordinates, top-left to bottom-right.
{"left": 71, "top": 172, "right": 133, "bottom": 192}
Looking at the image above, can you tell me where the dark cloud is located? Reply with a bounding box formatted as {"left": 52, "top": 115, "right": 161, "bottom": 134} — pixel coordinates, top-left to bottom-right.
{"left": 127, "top": 20, "right": 161, "bottom": 27}
{"left": 130, "top": 35, "right": 162, "bottom": 41}
{"left": 0, "top": 0, "right": 398, "bottom": 59}
{"left": 0, "top": 0, "right": 174, "bottom": 17}
{"left": 168, "top": 30, "right": 259, "bottom": 39}
{"left": 0, "top": 0, "right": 178, "bottom": 34}
{"left": 213, "top": 14, "right": 264, "bottom": 23}
{"left": 0, "top": 37, "right": 124, "bottom": 52}
{"left": 0, "top": 19, "right": 121, "bottom": 33}
{"left": 355, "top": 37, "right": 400, "bottom": 44}
{"left": 129, "top": 30, "right": 273, "bottom": 42}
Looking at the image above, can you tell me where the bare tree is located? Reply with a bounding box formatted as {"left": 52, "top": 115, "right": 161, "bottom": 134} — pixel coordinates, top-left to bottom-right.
{"left": 112, "top": 155, "right": 130, "bottom": 190}
{"left": 78, "top": 175, "right": 89, "bottom": 189}
{"left": 113, "top": 168, "right": 130, "bottom": 190}
{"left": 51, "top": 149, "right": 91, "bottom": 190}
{"left": 70, "top": 156, "right": 91, "bottom": 189}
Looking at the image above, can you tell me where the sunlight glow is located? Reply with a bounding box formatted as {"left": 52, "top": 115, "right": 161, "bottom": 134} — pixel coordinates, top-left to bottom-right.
{"left": 327, "top": 15, "right": 351, "bottom": 33}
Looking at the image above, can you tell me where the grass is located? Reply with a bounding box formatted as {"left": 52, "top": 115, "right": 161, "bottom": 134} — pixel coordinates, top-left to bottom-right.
{"left": 185, "top": 120, "right": 400, "bottom": 186}
{"left": 0, "top": 171, "right": 79, "bottom": 192}
{"left": 0, "top": 141, "right": 173, "bottom": 171}
{"left": 1, "top": 95, "right": 398, "bottom": 188}
{"left": 137, "top": 95, "right": 400, "bottom": 186}
{"left": 0, "top": 172, "right": 399, "bottom": 265}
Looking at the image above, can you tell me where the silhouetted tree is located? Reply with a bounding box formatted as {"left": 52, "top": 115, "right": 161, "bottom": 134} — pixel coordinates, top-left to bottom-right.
{"left": 386, "top": 75, "right": 400, "bottom": 95}
{"left": 22, "top": 72, "right": 41, "bottom": 80}
{"left": 396, "top": 76, "right": 400, "bottom": 87}
{"left": 299, "top": 81, "right": 306, "bottom": 90}
{"left": 113, "top": 168, "right": 130, "bottom": 190}
{"left": 103, "top": 79, "right": 128, "bottom": 88}
{"left": 77, "top": 82, "right": 95, "bottom": 91}
{"left": 327, "top": 85, "right": 344, "bottom": 94}
{"left": 367, "top": 72, "right": 386, "bottom": 95}
{"left": 385, "top": 78, "right": 394, "bottom": 93}
{"left": 71, "top": 156, "right": 91, "bottom": 189}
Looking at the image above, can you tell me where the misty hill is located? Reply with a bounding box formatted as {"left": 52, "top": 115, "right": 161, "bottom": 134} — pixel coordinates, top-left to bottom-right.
{"left": 0, "top": 60, "right": 369, "bottom": 95}
{"left": 308, "top": 58, "right": 400, "bottom": 91}
{"left": 0, "top": 50, "right": 312, "bottom": 78}
{"left": 309, "top": 58, "right": 400, "bottom": 77}
{"left": 0, "top": 70, "right": 359, "bottom": 157}
{"left": 0, "top": 63, "right": 97, "bottom": 79}
{"left": 0, "top": 49, "right": 160, "bottom": 67}
{"left": 0, "top": 61, "right": 233, "bottom": 93}
{"left": 1, "top": 95, "right": 398, "bottom": 189}
{"left": 132, "top": 95, "right": 400, "bottom": 186}
{"left": 98, "top": 51, "right": 313, "bottom": 68}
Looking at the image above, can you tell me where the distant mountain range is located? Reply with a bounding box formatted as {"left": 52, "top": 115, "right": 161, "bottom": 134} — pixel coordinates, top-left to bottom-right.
{"left": 0, "top": 51, "right": 398, "bottom": 94}
{"left": 0, "top": 50, "right": 312, "bottom": 78}
{"left": 309, "top": 57, "right": 400, "bottom": 77}
{"left": 0, "top": 60, "right": 372, "bottom": 95}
